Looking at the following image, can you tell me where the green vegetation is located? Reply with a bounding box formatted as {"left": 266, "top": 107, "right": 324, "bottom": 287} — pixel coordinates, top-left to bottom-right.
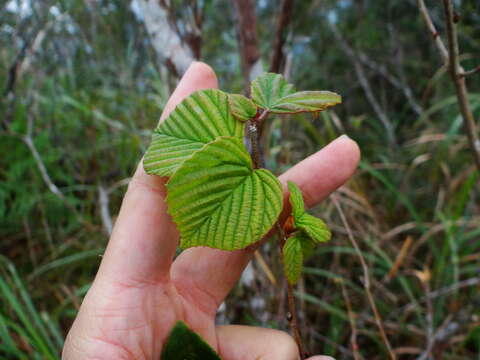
{"left": 145, "top": 73, "right": 337, "bottom": 253}
{"left": 284, "top": 181, "right": 331, "bottom": 285}
{"left": 161, "top": 321, "right": 220, "bottom": 360}
{"left": 1, "top": 0, "right": 479, "bottom": 358}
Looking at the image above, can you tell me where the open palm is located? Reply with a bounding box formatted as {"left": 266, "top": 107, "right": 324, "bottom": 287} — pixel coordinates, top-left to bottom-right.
{"left": 62, "top": 62, "right": 360, "bottom": 360}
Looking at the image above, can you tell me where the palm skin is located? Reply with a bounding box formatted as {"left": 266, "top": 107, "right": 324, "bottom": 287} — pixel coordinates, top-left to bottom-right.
{"left": 62, "top": 62, "right": 360, "bottom": 360}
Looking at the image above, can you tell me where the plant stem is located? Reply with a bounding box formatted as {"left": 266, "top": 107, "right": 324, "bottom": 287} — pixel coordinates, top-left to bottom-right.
{"left": 417, "top": 0, "right": 480, "bottom": 173}
{"left": 441, "top": 0, "right": 480, "bottom": 173}
{"left": 248, "top": 109, "right": 306, "bottom": 359}
{"left": 276, "top": 222, "right": 306, "bottom": 360}
{"left": 333, "top": 196, "right": 396, "bottom": 360}
{"left": 248, "top": 110, "right": 269, "bottom": 169}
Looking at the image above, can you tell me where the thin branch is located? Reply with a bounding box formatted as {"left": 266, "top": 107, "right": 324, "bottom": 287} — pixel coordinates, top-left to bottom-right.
{"left": 414, "top": 269, "right": 434, "bottom": 360}
{"left": 332, "top": 196, "right": 396, "bottom": 360}
{"left": 341, "top": 282, "right": 362, "bottom": 360}
{"left": 8, "top": 115, "right": 94, "bottom": 231}
{"left": 232, "top": 0, "right": 263, "bottom": 92}
{"left": 387, "top": 24, "right": 424, "bottom": 116}
{"left": 310, "top": 329, "right": 356, "bottom": 357}
{"left": 417, "top": 0, "right": 480, "bottom": 172}
{"left": 416, "top": 315, "right": 459, "bottom": 360}
{"left": 276, "top": 222, "right": 306, "bottom": 360}
{"left": 329, "top": 23, "right": 396, "bottom": 146}
{"left": 417, "top": 0, "right": 449, "bottom": 63}
{"left": 459, "top": 65, "right": 480, "bottom": 77}
{"left": 442, "top": 0, "right": 480, "bottom": 172}
{"left": 22, "top": 135, "right": 65, "bottom": 201}
{"left": 269, "top": 0, "right": 294, "bottom": 73}
{"left": 400, "top": 276, "right": 480, "bottom": 314}
{"left": 356, "top": 49, "right": 422, "bottom": 116}
{"left": 137, "top": 0, "right": 194, "bottom": 76}
{"left": 3, "top": 40, "right": 29, "bottom": 97}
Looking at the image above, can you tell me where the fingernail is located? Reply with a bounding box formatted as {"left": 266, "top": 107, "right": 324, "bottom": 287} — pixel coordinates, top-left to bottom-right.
{"left": 339, "top": 134, "right": 350, "bottom": 140}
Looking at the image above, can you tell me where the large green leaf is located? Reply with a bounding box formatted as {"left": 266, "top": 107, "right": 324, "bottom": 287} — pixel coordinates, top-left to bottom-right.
{"left": 167, "top": 136, "right": 283, "bottom": 250}
{"left": 228, "top": 94, "right": 257, "bottom": 121}
{"left": 161, "top": 321, "right": 221, "bottom": 360}
{"left": 251, "top": 73, "right": 341, "bottom": 114}
{"left": 144, "top": 89, "right": 244, "bottom": 176}
{"left": 283, "top": 234, "right": 303, "bottom": 284}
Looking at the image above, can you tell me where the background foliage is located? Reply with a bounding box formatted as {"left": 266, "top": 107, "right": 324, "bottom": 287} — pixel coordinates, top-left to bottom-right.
{"left": 1, "top": 0, "right": 479, "bottom": 358}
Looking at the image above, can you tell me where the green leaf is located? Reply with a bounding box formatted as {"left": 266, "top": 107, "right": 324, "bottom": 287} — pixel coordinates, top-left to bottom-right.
{"left": 300, "top": 235, "right": 317, "bottom": 258}
{"left": 283, "top": 234, "right": 303, "bottom": 284}
{"left": 251, "top": 73, "right": 295, "bottom": 110}
{"left": 270, "top": 91, "right": 341, "bottom": 114}
{"left": 167, "top": 136, "right": 283, "bottom": 250}
{"left": 144, "top": 89, "right": 244, "bottom": 176}
{"left": 161, "top": 321, "right": 221, "bottom": 360}
{"left": 288, "top": 181, "right": 331, "bottom": 244}
{"left": 288, "top": 181, "right": 305, "bottom": 219}
{"left": 296, "top": 213, "right": 331, "bottom": 243}
{"left": 228, "top": 94, "right": 257, "bottom": 121}
{"left": 251, "top": 73, "right": 341, "bottom": 114}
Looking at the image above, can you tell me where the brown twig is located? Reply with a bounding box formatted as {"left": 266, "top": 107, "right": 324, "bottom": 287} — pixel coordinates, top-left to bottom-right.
{"left": 22, "top": 115, "right": 65, "bottom": 201}
{"left": 417, "top": 0, "right": 480, "bottom": 172}
{"left": 329, "top": 23, "right": 396, "bottom": 146}
{"left": 332, "top": 195, "right": 396, "bottom": 360}
{"left": 397, "top": 276, "right": 480, "bottom": 315}
{"left": 232, "top": 0, "right": 263, "bottom": 92}
{"left": 384, "top": 235, "right": 413, "bottom": 282}
{"left": 269, "top": 0, "right": 294, "bottom": 73}
{"left": 416, "top": 0, "right": 449, "bottom": 63}
{"left": 277, "top": 222, "right": 306, "bottom": 360}
{"left": 441, "top": 0, "right": 480, "bottom": 172}
{"left": 341, "top": 282, "right": 362, "bottom": 360}
{"left": 8, "top": 115, "right": 92, "bottom": 231}
{"left": 459, "top": 64, "right": 480, "bottom": 77}
{"left": 413, "top": 267, "right": 435, "bottom": 360}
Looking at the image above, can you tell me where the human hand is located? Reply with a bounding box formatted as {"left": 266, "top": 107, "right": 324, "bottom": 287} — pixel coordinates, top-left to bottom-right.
{"left": 62, "top": 62, "right": 360, "bottom": 360}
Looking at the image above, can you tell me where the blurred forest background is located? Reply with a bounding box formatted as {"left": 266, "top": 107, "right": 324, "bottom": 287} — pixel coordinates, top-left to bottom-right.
{"left": 1, "top": 0, "right": 480, "bottom": 359}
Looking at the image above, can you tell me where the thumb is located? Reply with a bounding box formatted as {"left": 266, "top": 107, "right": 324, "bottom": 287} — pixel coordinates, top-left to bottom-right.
{"left": 96, "top": 62, "right": 218, "bottom": 284}
{"left": 216, "top": 325, "right": 336, "bottom": 360}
